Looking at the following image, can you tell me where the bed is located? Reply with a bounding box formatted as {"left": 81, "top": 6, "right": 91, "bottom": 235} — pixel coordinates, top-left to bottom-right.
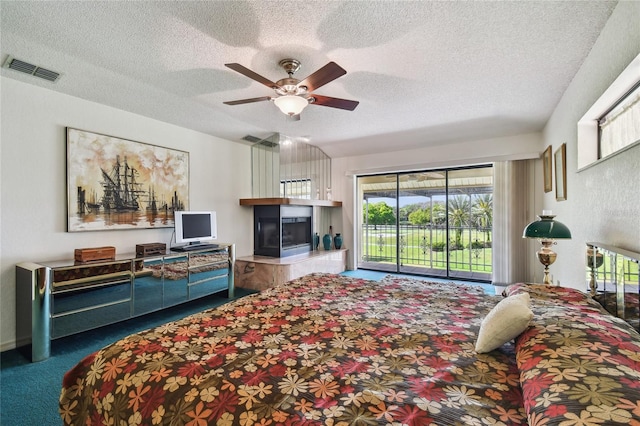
{"left": 59, "top": 273, "right": 640, "bottom": 425}
{"left": 505, "top": 283, "right": 640, "bottom": 425}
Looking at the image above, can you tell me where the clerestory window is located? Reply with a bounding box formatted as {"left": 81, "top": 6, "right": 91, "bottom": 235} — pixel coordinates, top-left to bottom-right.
{"left": 598, "top": 81, "right": 640, "bottom": 159}
{"left": 280, "top": 179, "right": 311, "bottom": 199}
{"left": 577, "top": 52, "right": 640, "bottom": 170}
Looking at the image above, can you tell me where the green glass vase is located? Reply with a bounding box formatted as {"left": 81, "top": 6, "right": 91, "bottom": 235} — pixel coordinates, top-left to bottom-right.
{"left": 322, "top": 234, "right": 332, "bottom": 250}
{"left": 334, "top": 233, "right": 343, "bottom": 249}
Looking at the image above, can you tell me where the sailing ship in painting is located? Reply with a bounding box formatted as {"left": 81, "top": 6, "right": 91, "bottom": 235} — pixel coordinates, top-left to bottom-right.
{"left": 75, "top": 156, "right": 185, "bottom": 227}
{"left": 66, "top": 127, "right": 189, "bottom": 232}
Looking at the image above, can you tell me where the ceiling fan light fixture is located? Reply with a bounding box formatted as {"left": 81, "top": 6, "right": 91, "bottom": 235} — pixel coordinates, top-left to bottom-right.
{"left": 224, "top": 59, "right": 358, "bottom": 116}
{"left": 274, "top": 95, "right": 308, "bottom": 116}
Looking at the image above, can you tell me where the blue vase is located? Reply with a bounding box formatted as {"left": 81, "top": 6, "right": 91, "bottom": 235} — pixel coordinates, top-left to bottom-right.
{"left": 314, "top": 233, "right": 320, "bottom": 250}
{"left": 322, "top": 234, "right": 332, "bottom": 250}
{"left": 334, "top": 233, "right": 343, "bottom": 249}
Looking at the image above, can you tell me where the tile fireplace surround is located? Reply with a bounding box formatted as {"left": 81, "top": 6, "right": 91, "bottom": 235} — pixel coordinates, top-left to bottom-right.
{"left": 237, "top": 197, "right": 346, "bottom": 290}
{"left": 234, "top": 249, "right": 347, "bottom": 291}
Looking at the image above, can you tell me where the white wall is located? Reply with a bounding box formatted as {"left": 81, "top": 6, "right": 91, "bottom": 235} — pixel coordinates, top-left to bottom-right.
{"left": 332, "top": 132, "right": 543, "bottom": 270}
{"left": 539, "top": 0, "right": 640, "bottom": 289}
{"left": 333, "top": 2, "right": 640, "bottom": 287}
{"left": 332, "top": 1, "right": 640, "bottom": 290}
{"left": 0, "top": 77, "right": 254, "bottom": 350}
{"left": 2, "top": 2, "right": 637, "bottom": 351}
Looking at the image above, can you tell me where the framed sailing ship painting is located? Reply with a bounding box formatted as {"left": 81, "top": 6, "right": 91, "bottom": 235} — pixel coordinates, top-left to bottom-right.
{"left": 66, "top": 128, "right": 189, "bottom": 232}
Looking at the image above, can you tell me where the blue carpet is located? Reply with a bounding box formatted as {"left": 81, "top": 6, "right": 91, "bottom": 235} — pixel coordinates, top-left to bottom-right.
{"left": 0, "top": 290, "right": 254, "bottom": 425}
{"left": 0, "top": 271, "right": 492, "bottom": 425}
{"left": 342, "top": 269, "right": 495, "bottom": 295}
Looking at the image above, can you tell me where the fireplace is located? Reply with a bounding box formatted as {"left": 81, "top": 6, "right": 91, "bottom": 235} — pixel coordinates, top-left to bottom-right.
{"left": 254, "top": 205, "right": 313, "bottom": 257}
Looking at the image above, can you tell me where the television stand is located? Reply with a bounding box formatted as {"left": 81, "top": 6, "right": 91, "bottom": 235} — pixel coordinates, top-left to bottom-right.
{"left": 16, "top": 243, "right": 235, "bottom": 362}
{"left": 172, "top": 243, "right": 220, "bottom": 252}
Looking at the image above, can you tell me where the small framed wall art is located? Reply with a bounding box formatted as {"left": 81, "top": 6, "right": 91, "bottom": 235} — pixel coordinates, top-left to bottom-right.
{"left": 543, "top": 145, "right": 553, "bottom": 193}
{"left": 66, "top": 128, "right": 190, "bottom": 232}
{"left": 554, "top": 143, "right": 567, "bottom": 201}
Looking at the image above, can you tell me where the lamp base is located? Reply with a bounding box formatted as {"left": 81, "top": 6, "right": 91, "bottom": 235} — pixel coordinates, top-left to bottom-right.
{"left": 537, "top": 240, "right": 557, "bottom": 285}
{"left": 587, "top": 248, "right": 604, "bottom": 296}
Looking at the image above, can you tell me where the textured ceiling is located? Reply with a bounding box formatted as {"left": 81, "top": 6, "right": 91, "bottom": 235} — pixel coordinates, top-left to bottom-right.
{"left": 0, "top": 1, "right": 617, "bottom": 158}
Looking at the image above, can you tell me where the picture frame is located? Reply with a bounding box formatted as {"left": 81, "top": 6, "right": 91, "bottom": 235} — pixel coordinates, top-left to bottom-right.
{"left": 543, "top": 145, "right": 553, "bottom": 193}
{"left": 554, "top": 143, "right": 567, "bottom": 201}
{"left": 66, "top": 128, "right": 189, "bottom": 232}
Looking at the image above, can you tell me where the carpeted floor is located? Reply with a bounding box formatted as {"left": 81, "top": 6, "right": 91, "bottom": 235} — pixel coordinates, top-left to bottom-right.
{"left": 0, "top": 271, "right": 492, "bottom": 425}
{"left": 341, "top": 269, "right": 495, "bottom": 294}
{"left": 0, "top": 289, "right": 255, "bottom": 425}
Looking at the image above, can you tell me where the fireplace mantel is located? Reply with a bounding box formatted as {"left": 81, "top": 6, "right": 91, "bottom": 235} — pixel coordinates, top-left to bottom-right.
{"left": 239, "top": 198, "right": 342, "bottom": 207}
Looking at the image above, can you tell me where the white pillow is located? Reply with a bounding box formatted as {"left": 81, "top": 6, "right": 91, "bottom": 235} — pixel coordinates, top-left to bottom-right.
{"left": 475, "top": 292, "right": 533, "bottom": 353}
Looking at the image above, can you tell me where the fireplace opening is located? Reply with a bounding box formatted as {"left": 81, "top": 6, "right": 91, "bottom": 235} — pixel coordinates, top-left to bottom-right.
{"left": 282, "top": 217, "right": 311, "bottom": 249}
{"left": 254, "top": 205, "right": 313, "bottom": 257}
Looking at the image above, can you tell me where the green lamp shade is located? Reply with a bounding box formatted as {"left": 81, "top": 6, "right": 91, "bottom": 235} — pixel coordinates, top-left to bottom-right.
{"left": 523, "top": 215, "right": 572, "bottom": 239}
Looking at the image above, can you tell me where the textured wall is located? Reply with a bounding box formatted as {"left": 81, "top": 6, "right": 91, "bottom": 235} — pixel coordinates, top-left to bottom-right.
{"left": 331, "top": 133, "right": 543, "bottom": 270}
{"left": 0, "top": 78, "right": 253, "bottom": 350}
{"left": 540, "top": 0, "right": 640, "bottom": 288}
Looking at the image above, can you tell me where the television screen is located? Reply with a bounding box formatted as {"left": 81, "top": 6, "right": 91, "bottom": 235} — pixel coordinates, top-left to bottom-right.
{"left": 174, "top": 211, "right": 217, "bottom": 245}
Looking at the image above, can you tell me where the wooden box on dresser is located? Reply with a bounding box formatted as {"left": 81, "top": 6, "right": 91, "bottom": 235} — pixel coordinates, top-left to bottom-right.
{"left": 16, "top": 244, "right": 235, "bottom": 362}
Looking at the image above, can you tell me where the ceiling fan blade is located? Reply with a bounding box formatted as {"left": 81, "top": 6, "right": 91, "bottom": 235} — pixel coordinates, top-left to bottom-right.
{"left": 298, "top": 62, "right": 346, "bottom": 92}
{"left": 225, "top": 63, "right": 279, "bottom": 89}
{"left": 310, "top": 94, "right": 359, "bottom": 111}
{"left": 223, "top": 96, "right": 272, "bottom": 105}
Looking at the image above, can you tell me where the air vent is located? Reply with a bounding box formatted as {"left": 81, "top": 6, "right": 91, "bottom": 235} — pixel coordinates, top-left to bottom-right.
{"left": 242, "top": 135, "right": 280, "bottom": 148}
{"left": 258, "top": 140, "right": 278, "bottom": 147}
{"left": 242, "top": 135, "right": 262, "bottom": 143}
{"left": 3, "top": 56, "right": 61, "bottom": 83}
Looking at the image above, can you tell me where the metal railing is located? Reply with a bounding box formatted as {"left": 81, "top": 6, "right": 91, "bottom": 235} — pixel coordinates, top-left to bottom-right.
{"left": 360, "top": 224, "right": 492, "bottom": 275}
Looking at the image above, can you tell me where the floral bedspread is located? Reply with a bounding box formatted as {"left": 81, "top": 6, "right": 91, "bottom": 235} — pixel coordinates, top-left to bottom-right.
{"left": 505, "top": 284, "right": 640, "bottom": 425}
{"left": 60, "top": 273, "right": 526, "bottom": 425}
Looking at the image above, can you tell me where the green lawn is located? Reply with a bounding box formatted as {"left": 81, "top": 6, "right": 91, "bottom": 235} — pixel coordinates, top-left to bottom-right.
{"left": 360, "top": 225, "right": 492, "bottom": 273}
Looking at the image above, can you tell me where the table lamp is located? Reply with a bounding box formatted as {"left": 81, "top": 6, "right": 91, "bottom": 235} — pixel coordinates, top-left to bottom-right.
{"left": 523, "top": 211, "right": 572, "bottom": 285}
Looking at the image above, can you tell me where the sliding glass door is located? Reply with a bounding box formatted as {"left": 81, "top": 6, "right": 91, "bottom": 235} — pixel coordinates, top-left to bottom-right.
{"left": 359, "top": 173, "right": 399, "bottom": 272}
{"left": 397, "top": 171, "right": 448, "bottom": 277}
{"left": 358, "top": 166, "right": 493, "bottom": 281}
{"left": 445, "top": 168, "right": 493, "bottom": 280}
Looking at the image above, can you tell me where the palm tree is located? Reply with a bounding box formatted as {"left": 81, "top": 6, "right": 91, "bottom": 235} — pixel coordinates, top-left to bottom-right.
{"left": 472, "top": 194, "right": 493, "bottom": 242}
{"left": 448, "top": 195, "right": 471, "bottom": 249}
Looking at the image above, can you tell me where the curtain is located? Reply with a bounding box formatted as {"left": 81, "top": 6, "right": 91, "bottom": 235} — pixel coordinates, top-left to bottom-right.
{"left": 492, "top": 160, "right": 531, "bottom": 286}
{"left": 600, "top": 84, "right": 640, "bottom": 158}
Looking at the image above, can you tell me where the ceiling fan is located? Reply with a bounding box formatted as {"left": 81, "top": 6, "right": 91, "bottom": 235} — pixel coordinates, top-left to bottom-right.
{"left": 223, "top": 59, "right": 359, "bottom": 120}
